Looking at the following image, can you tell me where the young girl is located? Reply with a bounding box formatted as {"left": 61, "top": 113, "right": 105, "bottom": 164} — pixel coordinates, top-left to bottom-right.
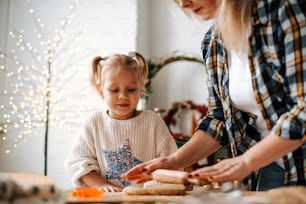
{"left": 64, "top": 52, "right": 178, "bottom": 192}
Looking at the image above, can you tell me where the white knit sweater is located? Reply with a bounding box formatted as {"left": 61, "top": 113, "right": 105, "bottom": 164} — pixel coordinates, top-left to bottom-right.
{"left": 64, "top": 109, "right": 178, "bottom": 188}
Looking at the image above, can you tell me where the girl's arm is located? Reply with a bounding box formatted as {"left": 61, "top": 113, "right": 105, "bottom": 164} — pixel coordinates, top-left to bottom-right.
{"left": 80, "top": 171, "right": 122, "bottom": 192}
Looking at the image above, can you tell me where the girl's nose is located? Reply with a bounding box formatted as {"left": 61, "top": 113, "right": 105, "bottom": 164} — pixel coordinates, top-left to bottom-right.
{"left": 119, "top": 92, "right": 128, "bottom": 99}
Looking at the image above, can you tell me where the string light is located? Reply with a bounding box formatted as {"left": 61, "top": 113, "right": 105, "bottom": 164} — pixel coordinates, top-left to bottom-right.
{"left": 0, "top": 0, "right": 93, "bottom": 155}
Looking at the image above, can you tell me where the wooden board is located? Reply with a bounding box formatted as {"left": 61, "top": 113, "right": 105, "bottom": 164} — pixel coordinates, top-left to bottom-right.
{"left": 66, "top": 192, "right": 189, "bottom": 203}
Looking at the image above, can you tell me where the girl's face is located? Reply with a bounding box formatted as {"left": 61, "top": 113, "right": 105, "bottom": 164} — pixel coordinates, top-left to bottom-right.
{"left": 177, "top": 0, "right": 217, "bottom": 20}
{"left": 100, "top": 67, "right": 140, "bottom": 120}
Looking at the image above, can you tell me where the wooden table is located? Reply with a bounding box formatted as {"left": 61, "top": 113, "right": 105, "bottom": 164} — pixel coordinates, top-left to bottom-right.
{"left": 66, "top": 186, "right": 306, "bottom": 204}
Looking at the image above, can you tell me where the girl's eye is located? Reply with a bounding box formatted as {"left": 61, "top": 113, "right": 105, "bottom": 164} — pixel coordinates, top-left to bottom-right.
{"left": 109, "top": 89, "right": 119, "bottom": 93}
{"left": 127, "top": 88, "right": 136, "bottom": 92}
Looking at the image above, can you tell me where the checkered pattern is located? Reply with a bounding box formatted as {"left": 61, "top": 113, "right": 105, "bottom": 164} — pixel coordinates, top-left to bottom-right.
{"left": 197, "top": 0, "right": 306, "bottom": 185}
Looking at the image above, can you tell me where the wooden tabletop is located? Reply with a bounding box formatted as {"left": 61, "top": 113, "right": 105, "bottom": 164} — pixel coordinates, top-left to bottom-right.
{"left": 66, "top": 192, "right": 189, "bottom": 203}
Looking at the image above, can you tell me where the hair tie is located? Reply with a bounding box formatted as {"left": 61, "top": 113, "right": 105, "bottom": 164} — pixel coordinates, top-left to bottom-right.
{"left": 98, "top": 58, "right": 105, "bottom": 69}
{"left": 96, "top": 59, "right": 104, "bottom": 85}
{"left": 128, "top": 52, "right": 137, "bottom": 60}
{"left": 96, "top": 79, "right": 101, "bottom": 85}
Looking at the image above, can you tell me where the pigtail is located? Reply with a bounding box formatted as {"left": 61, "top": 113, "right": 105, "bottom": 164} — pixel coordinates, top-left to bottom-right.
{"left": 90, "top": 56, "right": 103, "bottom": 92}
{"left": 135, "top": 52, "right": 149, "bottom": 85}
{"left": 129, "top": 52, "right": 149, "bottom": 96}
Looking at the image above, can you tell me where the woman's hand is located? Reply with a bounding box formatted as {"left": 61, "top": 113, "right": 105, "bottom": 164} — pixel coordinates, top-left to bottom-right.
{"left": 122, "top": 157, "right": 176, "bottom": 183}
{"left": 98, "top": 184, "right": 122, "bottom": 193}
{"left": 188, "top": 155, "right": 251, "bottom": 182}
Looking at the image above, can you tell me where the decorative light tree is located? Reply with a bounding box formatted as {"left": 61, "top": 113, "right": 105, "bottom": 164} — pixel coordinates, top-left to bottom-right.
{"left": 0, "top": 0, "right": 95, "bottom": 175}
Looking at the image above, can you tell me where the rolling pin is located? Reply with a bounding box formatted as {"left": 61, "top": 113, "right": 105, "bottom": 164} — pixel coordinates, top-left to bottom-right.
{"left": 142, "top": 169, "right": 208, "bottom": 186}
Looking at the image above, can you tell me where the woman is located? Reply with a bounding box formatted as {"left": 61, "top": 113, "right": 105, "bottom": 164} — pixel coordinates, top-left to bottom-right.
{"left": 123, "top": 0, "right": 306, "bottom": 191}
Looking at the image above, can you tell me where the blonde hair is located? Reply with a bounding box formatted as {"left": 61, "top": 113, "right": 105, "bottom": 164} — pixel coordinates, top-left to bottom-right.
{"left": 215, "top": 0, "right": 252, "bottom": 53}
{"left": 90, "top": 52, "right": 148, "bottom": 97}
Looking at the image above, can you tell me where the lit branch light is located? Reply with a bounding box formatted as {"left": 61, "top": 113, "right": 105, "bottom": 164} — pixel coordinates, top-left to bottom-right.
{"left": 0, "top": 0, "right": 94, "bottom": 162}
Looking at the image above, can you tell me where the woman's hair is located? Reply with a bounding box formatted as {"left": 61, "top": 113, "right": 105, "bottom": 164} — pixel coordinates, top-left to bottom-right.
{"left": 90, "top": 52, "right": 148, "bottom": 97}
{"left": 214, "top": 0, "right": 252, "bottom": 53}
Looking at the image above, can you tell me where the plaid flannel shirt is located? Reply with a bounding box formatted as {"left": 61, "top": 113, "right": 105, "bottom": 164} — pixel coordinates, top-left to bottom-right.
{"left": 198, "top": 0, "right": 306, "bottom": 185}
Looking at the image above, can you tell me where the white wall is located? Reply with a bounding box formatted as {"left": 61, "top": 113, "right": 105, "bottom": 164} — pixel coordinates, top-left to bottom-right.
{"left": 136, "top": 0, "right": 150, "bottom": 58}
{"left": 148, "top": 0, "right": 211, "bottom": 110}
{"left": 0, "top": 0, "right": 212, "bottom": 190}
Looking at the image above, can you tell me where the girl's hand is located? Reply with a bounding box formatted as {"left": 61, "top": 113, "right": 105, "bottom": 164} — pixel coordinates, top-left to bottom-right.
{"left": 80, "top": 171, "right": 123, "bottom": 193}
{"left": 98, "top": 184, "right": 122, "bottom": 193}
{"left": 188, "top": 155, "right": 252, "bottom": 182}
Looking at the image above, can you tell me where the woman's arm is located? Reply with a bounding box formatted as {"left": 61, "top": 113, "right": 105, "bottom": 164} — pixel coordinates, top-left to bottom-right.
{"left": 189, "top": 133, "right": 304, "bottom": 182}
{"left": 243, "top": 133, "right": 304, "bottom": 172}
{"left": 122, "top": 129, "right": 221, "bottom": 183}
{"left": 171, "top": 129, "right": 222, "bottom": 169}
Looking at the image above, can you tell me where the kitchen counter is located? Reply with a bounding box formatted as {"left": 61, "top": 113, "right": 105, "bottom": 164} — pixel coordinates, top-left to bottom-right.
{"left": 1, "top": 173, "right": 304, "bottom": 204}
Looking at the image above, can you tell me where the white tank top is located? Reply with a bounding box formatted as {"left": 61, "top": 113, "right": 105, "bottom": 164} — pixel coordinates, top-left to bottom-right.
{"left": 228, "top": 51, "right": 284, "bottom": 169}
